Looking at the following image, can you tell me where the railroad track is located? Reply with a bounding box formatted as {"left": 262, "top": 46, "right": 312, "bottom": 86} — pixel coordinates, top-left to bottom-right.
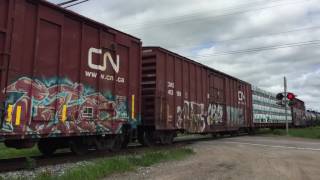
{"left": 0, "top": 141, "right": 187, "bottom": 173}
{"left": 0, "top": 133, "right": 248, "bottom": 173}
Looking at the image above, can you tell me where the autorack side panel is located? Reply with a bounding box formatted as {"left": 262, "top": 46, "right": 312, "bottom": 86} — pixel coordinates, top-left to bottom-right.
{"left": 251, "top": 86, "right": 292, "bottom": 128}
{"left": 1, "top": 0, "right": 141, "bottom": 139}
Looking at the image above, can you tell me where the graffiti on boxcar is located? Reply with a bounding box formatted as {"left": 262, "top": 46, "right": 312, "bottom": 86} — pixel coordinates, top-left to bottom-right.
{"left": 227, "top": 107, "right": 244, "bottom": 126}
{"left": 207, "top": 104, "right": 223, "bottom": 125}
{"left": 176, "top": 101, "right": 224, "bottom": 132}
{"left": 1, "top": 77, "right": 131, "bottom": 136}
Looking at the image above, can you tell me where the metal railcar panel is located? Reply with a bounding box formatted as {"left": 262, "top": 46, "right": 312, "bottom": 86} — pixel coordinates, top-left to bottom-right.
{"left": 291, "top": 98, "right": 306, "bottom": 127}
{"left": 0, "top": 0, "right": 141, "bottom": 140}
{"left": 142, "top": 47, "right": 253, "bottom": 133}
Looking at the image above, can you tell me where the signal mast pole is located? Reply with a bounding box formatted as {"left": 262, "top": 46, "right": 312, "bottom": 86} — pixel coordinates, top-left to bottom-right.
{"left": 284, "top": 76, "right": 288, "bottom": 135}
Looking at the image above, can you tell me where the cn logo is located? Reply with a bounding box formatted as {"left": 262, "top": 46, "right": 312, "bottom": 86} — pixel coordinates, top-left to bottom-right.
{"left": 88, "top": 47, "right": 120, "bottom": 73}
{"left": 238, "top": 91, "right": 246, "bottom": 101}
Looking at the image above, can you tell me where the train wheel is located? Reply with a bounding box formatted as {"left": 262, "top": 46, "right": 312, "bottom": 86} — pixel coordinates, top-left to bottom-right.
{"left": 94, "top": 137, "right": 109, "bottom": 151}
{"left": 109, "top": 135, "right": 123, "bottom": 152}
{"left": 121, "top": 127, "right": 131, "bottom": 149}
{"left": 38, "top": 140, "right": 56, "bottom": 157}
{"left": 70, "top": 139, "right": 88, "bottom": 155}
{"left": 159, "top": 132, "right": 174, "bottom": 145}
{"left": 211, "top": 133, "right": 217, "bottom": 138}
{"left": 138, "top": 130, "right": 156, "bottom": 147}
{"left": 121, "top": 135, "right": 130, "bottom": 149}
{"left": 248, "top": 128, "right": 256, "bottom": 135}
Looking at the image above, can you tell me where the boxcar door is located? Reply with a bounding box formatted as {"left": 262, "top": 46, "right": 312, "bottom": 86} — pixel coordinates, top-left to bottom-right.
{"left": 208, "top": 73, "right": 226, "bottom": 129}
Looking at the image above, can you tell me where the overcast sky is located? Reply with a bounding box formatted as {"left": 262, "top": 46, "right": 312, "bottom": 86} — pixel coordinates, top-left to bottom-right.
{"left": 49, "top": 0, "right": 320, "bottom": 111}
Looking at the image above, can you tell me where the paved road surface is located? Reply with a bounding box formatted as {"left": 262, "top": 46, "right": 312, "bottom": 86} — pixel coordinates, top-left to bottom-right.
{"left": 106, "top": 135, "right": 320, "bottom": 180}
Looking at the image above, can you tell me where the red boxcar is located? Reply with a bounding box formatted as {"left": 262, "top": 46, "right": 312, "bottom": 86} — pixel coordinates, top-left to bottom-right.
{"left": 0, "top": 0, "right": 141, "bottom": 153}
{"left": 140, "top": 47, "right": 252, "bottom": 145}
{"left": 291, "top": 98, "right": 306, "bottom": 127}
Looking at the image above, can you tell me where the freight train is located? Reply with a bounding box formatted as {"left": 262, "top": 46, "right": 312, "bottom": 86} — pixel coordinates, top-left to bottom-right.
{"left": 305, "top": 110, "right": 320, "bottom": 126}
{"left": 0, "top": 0, "right": 317, "bottom": 155}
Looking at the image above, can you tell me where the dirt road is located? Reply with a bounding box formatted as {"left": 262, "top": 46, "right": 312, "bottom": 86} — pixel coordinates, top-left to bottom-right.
{"left": 106, "top": 136, "right": 320, "bottom": 180}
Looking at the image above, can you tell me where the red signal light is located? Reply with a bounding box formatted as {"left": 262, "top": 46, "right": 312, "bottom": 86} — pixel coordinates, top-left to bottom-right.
{"left": 287, "top": 92, "right": 295, "bottom": 100}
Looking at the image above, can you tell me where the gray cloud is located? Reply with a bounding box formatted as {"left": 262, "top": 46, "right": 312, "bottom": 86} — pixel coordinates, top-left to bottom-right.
{"left": 49, "top": 0, "right": 320, "bottom": 111}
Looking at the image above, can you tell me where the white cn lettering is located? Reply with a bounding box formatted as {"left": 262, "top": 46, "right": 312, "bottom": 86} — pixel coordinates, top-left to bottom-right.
{"left": 103, "top": 52, "right": 120, "bottom": 73}
{"left": 238, "top": 91, "right": 245, "bottom": 101}
{"left": 88, "top": 47, "right": 120, "bottom": 73}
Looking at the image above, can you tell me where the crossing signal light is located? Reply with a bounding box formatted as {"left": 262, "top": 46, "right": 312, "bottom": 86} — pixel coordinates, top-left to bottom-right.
{"left": 276, "top": 93, "right": 284, "bottom": 100}
{"left": 287, "top": 92, "right": 296, "bottom": 106}
{"left": 276, "top": 92, "right": 296, "bottom": 106}
{"left": 287, "top": 92, "right": 295, "bottom": 100}
{"left": 276, "top": 93, "right": 285, "bottom": 106}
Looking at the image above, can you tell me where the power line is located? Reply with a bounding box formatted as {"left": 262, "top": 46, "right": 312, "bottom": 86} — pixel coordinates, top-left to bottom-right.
{"left": 64, "top": 0, "right": 89, "bottom": 8}
{"left": 55, "top": 0, "right": 320, "bottom": 59}
{"left": 118, "top": 0, "right": 293, "bottom": 28}
{"left": 121, "top": 0, "right": 310, "bottom": 31}
{"left": 57, "top": 0, "right": 79, "bottom": 6}
{"left": 187, "top": 39, "right": 320, "bottom": 58}
{"left": 168, "top": 24, "right": 320, "bottom": 50}
{"left": 57, "top": 0, "right": 89, "bottom": 8}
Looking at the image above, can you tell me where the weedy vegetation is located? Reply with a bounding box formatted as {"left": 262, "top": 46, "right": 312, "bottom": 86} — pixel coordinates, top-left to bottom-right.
{"left": 258, "top": 126, "right": 320, "bottom": 139}
{"left": 3, "top": 147, "right": 194, "bottom": 180}
{"left": 0, "top": 143, "right": 40, "bottom": 159}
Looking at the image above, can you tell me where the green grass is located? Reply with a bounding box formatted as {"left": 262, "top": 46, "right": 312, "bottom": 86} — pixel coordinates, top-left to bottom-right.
{"left": 0, "top": 143, "right": 40, "bottom": 159}
{"left": 32, "top": 148, "right": 194, "bottom": 180}
{"left": 259, "top": 126, "right": 320, "bottom": 139}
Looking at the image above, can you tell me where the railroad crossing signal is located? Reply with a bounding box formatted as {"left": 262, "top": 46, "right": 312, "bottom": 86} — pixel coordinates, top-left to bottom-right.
{"left": 276, "top": 93, "right": 284, "bottom": 101}
{"left": 286, "top": 92, "right": 295, "bottom": 100}
{"left": 276, "top": 92, "right": 296, "bottom": 106}
{"left": 286, "top": 92, "right": 296, "bottom": 106}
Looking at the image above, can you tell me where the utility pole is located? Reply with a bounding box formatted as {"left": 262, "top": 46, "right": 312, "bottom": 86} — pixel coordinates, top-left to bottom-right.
{"left": 284, "top": 76, "right": 289, "bottom": 136}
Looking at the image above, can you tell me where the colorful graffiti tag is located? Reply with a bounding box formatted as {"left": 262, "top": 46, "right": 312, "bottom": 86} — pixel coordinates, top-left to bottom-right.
{"left": 207, "top": 104, "right": 224, "bottom": 125}
{"left": 1, "top": 77, "right": 132, "bottom": 137}
{"left": 176, "top": 100, "right": 224, "bottom": 133}
{"left": 227, "top": 107, "right": 245, "bottom": 126}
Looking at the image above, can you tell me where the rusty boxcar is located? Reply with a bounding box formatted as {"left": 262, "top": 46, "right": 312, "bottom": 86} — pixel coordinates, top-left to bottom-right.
{"left": 140, "top": 47, "right": 252, "bottom": 145}
{"left": 291, "top": 98, "right": 306, "bottom": 127}
{"left": 0, "top": 0, "right": 141, "bottom": 155}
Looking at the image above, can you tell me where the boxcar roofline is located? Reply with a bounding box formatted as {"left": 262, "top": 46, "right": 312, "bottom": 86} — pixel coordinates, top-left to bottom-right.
{"left": 143, "top": 46, "right": 251, "bottom": 85}
{"left": 36, "top": 0, "right": 141, "bottom": 43}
